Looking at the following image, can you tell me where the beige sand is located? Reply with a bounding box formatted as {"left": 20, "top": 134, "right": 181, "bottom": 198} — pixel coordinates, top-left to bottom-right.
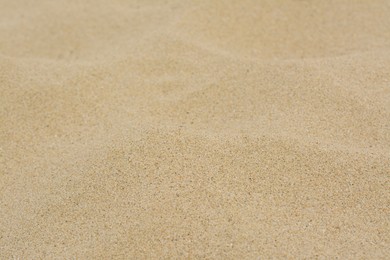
{"left": 1, "top": 0, "right": 390, "bottom": 258}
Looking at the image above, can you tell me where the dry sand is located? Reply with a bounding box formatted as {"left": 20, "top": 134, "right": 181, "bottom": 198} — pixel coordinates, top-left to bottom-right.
{"left": 1, "top": 0, "right": 390, "bottom": 258}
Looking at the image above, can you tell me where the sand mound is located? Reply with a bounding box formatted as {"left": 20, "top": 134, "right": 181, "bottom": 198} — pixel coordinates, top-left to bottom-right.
{"left": 1, "top": 0, "right": 389, "bottom": 258}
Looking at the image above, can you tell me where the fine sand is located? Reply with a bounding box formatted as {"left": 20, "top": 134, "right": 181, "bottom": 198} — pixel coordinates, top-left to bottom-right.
{"left": 1, "top": 0, "right": 390, "bottom": 258}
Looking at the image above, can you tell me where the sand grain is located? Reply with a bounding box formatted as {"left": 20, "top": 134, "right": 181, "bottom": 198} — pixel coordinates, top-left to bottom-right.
{"left": 1, "top": 0, "right": 390, "bottom": 258}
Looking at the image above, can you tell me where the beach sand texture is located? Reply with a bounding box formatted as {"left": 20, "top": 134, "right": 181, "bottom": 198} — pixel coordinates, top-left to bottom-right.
{"left": 1, "top": 0, "right": 390, "bottom": 258}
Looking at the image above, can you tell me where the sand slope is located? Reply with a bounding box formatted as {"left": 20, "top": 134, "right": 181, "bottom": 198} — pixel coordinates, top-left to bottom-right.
{"left": 1, "top": 0, "right": 389, "bottom": 258}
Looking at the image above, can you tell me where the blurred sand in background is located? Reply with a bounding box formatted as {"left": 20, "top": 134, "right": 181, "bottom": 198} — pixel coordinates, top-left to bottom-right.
{"left": 0, "top": 0, "right": 389, "bottom": 258}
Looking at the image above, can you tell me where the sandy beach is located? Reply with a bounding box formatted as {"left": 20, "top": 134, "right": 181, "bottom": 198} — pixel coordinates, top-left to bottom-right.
{"left": 1, "top": 0, "right": 390, "bottom": 258}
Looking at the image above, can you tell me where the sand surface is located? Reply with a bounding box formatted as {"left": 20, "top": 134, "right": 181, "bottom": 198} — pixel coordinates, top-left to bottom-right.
{"left": 1, "top": 0, "right": 390, "bottom": 258}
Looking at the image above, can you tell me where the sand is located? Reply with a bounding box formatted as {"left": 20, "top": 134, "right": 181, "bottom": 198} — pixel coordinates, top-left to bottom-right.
{"left": 1, "top": 0, "right": 390, "bottom": 258}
